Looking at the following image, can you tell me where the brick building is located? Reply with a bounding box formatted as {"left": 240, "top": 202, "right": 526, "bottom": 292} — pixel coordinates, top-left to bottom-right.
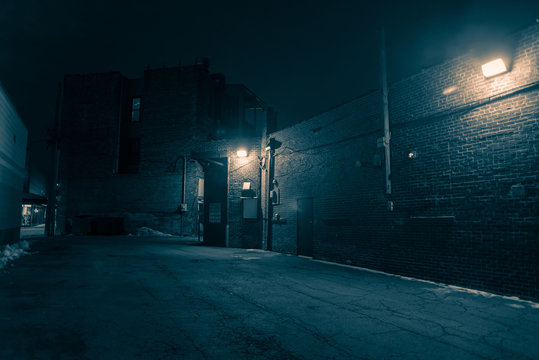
{"left": 0, "top": 82, "right": 28, "bottom": 245}
{"left": 59, "top": 60, "right": 275, "bottom": 248}
{"left": 262, "top": 24, "right": 538, "bottom": 300}
{"left": 59, "top": 24, "right": 537, "bottom": 300}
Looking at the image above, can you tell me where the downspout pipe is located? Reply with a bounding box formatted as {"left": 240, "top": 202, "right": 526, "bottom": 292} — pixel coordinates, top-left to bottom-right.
{"left": 380, "top": 28, "right": 393, "bottom": 209}
{"left": 179, "top": 155, "right": 187, "bottom": 234}
{"left": 266, "top": 144, "right": 275, "bottom": 251}
{"left": 181, "top": 155, "right": 187, "bottom": 205}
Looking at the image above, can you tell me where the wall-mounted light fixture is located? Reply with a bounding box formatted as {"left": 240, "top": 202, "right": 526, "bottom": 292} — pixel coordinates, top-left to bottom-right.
{"left": 266, "top": 138, "right": 282, "bottom": 151}
{"left": 237, "top": 148, "right": 248, "bottom": 157}
{"left": 481, "top": 58, "right": 508, "bottom": 78}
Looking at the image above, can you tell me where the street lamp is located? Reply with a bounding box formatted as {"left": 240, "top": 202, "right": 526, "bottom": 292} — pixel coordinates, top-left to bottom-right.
{"left": 237, "top": 148, "right": 247, "bottom": 157}
{"left": 481, "top": 58, "right": 508, "bottom": 78}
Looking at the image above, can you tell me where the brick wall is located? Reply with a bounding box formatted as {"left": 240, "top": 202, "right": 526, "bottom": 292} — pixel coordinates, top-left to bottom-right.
{"left": 60, "top": 67, "right": 213, "bottom": 235}
{"left": 59, "top": 72, "right": 123, "bottom": 233}
{"left": 268, "top": 91, "right": 384, "bottom": 256}
{"left": 268, "top": 24, "right": 539, "bottom": 300}
{"left": 0, "top": 82, "right": 27, "bottom": 244}
{"left": 194, "top": 137, "right": 262, "bottom": 248}
{"left": 59, "top": 65, "right": 264, "bottom": 246}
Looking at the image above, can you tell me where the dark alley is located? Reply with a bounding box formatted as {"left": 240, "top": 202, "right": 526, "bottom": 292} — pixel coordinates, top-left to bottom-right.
{"left": 1, "top": 236, "right": 538, "bottom": 359}
{"left": 1, "top": 3, "right": 538, "bottom": 358}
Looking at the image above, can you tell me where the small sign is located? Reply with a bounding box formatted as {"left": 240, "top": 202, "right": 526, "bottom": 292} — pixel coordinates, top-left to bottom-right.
{"left": 198, "top": 178, "right": 204, "bottom": 197}
{"left": 209, "top": 203, "right": 221, "bottom": 223}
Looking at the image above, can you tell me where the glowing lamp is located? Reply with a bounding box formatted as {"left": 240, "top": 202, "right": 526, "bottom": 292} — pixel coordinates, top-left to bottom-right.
{"left": 481, "top": 58, "right": 507, "bottom": 78}
{"left": 237, "top": 148, "right": 247, "bottom": 157}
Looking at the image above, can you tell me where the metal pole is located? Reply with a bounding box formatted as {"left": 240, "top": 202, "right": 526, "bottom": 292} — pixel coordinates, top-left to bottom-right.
{"left": 380, "top": 28, "right": 392, "bottom": 197}
{"left": 182, "top": 156, "right": 187, "bottom": 205}
{"left": 180, "top": 155, "right": 186, "bottom": 235}
{"left": 266, "top": 147, "right": 274, "bottom": 251}
{"left": 45, "top": 82, "right": 62, "bottom": 236}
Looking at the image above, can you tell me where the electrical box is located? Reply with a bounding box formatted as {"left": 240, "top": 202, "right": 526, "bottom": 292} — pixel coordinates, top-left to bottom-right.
{"left": 270, "top": 189, "right": 280, "bottom": 205}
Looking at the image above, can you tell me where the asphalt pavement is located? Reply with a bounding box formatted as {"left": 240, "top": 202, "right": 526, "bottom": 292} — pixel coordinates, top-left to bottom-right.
{"left": 1, "top": 235, "right": 538, "bottom": 359}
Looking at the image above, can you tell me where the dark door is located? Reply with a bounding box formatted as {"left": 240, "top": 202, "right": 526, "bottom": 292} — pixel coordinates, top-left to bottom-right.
{"left": 203, "top": 158, "right": 228, "bottom": 246}
{"left": 297, "top": 198, "right": 313, "bottom": 256}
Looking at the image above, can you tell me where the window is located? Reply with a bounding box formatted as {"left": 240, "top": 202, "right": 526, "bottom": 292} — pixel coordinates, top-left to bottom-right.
{"left": 131, "top": 97, "right": 141, "bottom": 121}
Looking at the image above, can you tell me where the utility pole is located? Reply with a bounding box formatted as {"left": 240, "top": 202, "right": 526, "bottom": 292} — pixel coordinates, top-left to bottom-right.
{"left": 266, "top": 146, "right": 274, "bottom": 251}
{"left": 380, "top": 28, "right": 392, "bottom": 203}
{"left": 45, "top": 82, "right": 62, "bottom": 236}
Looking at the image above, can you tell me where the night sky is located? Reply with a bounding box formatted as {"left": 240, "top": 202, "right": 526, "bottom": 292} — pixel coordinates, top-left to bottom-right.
{"left": 1, "top": 0, "right": 538, "bottom": 177}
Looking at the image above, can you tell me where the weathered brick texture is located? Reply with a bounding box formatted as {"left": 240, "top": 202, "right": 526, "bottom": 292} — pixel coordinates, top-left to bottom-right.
{"left": 268, "top": 24, "right": 539, "bottom": 300}
{"left": 59, "top": 65, "right": 264, "bottom": 248}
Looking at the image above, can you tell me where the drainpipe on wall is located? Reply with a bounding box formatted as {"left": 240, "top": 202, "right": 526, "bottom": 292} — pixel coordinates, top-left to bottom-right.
{"left": 179, "top": 155, "right": 187, "bottom": 234}
{"left": 380, "top": 27, "right": 393, "bottom": 210}
{"left": 181, "top": 155, "right": 187, "bottom": 205}
{"left": 266, "top": 144, "right": 275, "bottom": 251}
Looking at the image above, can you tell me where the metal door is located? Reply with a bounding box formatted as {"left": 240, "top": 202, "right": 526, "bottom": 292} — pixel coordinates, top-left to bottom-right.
{"left": 297, "top": 198, "right": 313, "bottom": 256}
{"left": 203, "top": 158, "right": 228, "bottom": 246}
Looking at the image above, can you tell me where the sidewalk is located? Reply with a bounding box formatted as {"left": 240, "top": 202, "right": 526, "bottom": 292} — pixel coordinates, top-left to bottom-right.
{"left": 0, "top": 236, "right": 538, "bottom": 359}
{"left": 19, "top": 224, "right": 45, "bottom": 238}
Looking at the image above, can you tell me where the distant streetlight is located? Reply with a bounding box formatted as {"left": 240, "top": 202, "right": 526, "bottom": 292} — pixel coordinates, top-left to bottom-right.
{"left": 481, "top": 58, "right": 508, "bottom": 78}
{"left": 237, "top": 148, "right": 248, "bottom": 157}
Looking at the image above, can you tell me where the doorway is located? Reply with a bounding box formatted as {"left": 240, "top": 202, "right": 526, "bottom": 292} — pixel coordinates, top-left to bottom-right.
{"left": 297, "top": 197, "right": 313, "bottom": 257}
{"left": 203, "top": 158, "right": 228, "bottom": 246}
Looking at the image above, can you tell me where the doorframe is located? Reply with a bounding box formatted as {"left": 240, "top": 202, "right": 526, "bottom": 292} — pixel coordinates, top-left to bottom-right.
{"left": 194, "top": 153, "right": 229, "bottom": 247}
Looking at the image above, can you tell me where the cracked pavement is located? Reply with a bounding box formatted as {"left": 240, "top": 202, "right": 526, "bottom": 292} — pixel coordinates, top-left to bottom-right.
{"left": 1, "top": 236, "right": 538, "bottom": 359}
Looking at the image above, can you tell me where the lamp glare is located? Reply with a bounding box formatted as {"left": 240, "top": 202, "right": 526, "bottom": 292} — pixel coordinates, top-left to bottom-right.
{"left": 237, "top": 149, "right": 247, "bottom": 157}
{"left": 481, "top": 58, "right": 507, "bottom": 78}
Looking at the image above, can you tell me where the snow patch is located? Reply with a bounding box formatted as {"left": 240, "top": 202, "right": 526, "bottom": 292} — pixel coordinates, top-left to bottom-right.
{"left": 311, "top": 258, "right": 539, "bottom": 307}
{"left": 0, "top": 240, "right": 31, "bottom": 269}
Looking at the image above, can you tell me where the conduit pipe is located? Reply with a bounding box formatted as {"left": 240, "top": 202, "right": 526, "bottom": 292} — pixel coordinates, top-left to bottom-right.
{"left": 181, "top": 155, "right": 187, "bottom": 205}
{"left": 380, "top": 28, "right": 393, "bottom": 209}
{"left": 266, "top": 145, "right": 274, "bottom": 251}
{"left": 178, "top": 155, "right": 187, "bottom": 234}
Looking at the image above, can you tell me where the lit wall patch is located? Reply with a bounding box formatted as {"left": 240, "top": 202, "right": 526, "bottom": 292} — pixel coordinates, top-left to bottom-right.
{"left": 237, "top": 148, "right": 247, "bottom": 157}
{"left": 481, "top": 58, "right": 507, "bottom": 78}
